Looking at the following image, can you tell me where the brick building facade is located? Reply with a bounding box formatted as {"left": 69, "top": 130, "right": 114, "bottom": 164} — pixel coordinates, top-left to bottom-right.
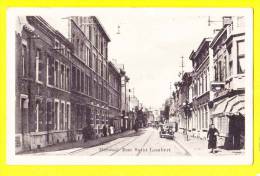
{"left": 15, "top": 16, "right": 73, "bottom": 153}
{"left": 15, "top": 16, "right": 123, "bottom": 153}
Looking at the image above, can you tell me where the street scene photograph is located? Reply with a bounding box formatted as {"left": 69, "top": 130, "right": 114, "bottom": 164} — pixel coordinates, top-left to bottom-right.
{"left": 7, "top": 8, "right": 253, "bottom": 164}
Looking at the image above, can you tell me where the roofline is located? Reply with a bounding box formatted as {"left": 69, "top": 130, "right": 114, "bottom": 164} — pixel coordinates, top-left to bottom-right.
{"left": 29, "top": 16, "right": 73, "bottom": 48}
{"left": 91, "top": 16, "right": 111, "bottom": 42}
{"left": 190, "top": 38, "right": 212, "bottom": 60}
{"left": 209, "top": 24, "right": 229, "bottom": 48}
{"left": 108, "top": 61, "right": 121, "bottom": 76}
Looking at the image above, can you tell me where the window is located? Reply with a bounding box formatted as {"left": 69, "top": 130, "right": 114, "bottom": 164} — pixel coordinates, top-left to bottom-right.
{"left": 214, "top": 65, "right": 218, "bottom": 81}
{"left": 66, "top": 103, "right": 71, "bottom": 130}
{"left": 89, "top": 52, "right": 92, "bottom": 68}
{"left": 85, "top": 74, "right": 89, "bottom": 95}
{"left": 60, "top": 101, "right": 65, "bottom": 130}
{"left": 237, "top": 40, "right": 245, "bottom": 74}
{"left": 20, "top": 95, "right": 28, "bottom": 134}
{"left": 47, "top": 56, "right": 54, "bottom": 86}
{"left": 36, "top": 49, "right": 43, "bottom": 82}
{"left": 54, "top": 61, "right": 59, "bottom": 87}
{"left": 77, "top": 69, "right": 80, "bottom": 91}
{"left": 81, "top": 71, "right": 84, "bottom": 92}
{"left": 95, "top": 32, "right": 98, "bottom": 48}
{"left": 92, "top": 54, "right": 96, "bottom": 70}
{"left": 89, "top": 79, "right": 92, "bottom": 96}
{"left": 60, "top": 64, "right": 65, "bottom": 89}
{"left": 76, "top": 104, "right": 82, "bottom": 129}
{"left": 205, "top": 71, "right": 208, "bottom": 92}
{"left": 202, "top": 74, "right": 204, "bottom": 94}
{"left": 46, "top": 101, "right": 53, "bottom": 130}
{"left": 54, "top": 100, "right": 59, "bottom": 130}
{"left": 76, "top": 39, "right": 80, "bottom": 56}
{"left": 35, "top": 100, "right": 40, "bottom": 132}
{"left": 219, "top": 61, "right": 223, "bottom": 82}
{"left": 80, "top": 42, "right": 84, "bottom": 60}
{"left": 66, "top": 67, "right": 70, "bottom": 91}
{"left": 86, "top": 47, "right": 89, "bottom": 66}
{"left": 21, "top": 44, "right": 27, "bottom": 76}
{"left": 95, "top": 56, "right": 98, "bottom": 73}
{"left": 67, "top": 49, "right": 71, "bottom": 59}
{"left": 72, "top": 66, "right": 76, "bottom": 90}
{"left": 101, "top": 40, "right": 104, "bottom": 55}
{"left": 103, "top": 64, "right": 106, "bottom": 79}
{"left": 98, "top": 60, "right": 102, "bottom": 76}
{"left": 88, "top": 26, "right": 92, "bottom": 41}
{"left": 61, "top": 44, "right": 65, "bottom": 55}
{"left": 93, "top": 81, "right": 97, "bottom": 99}
{"left": 205, "top": 105, "right": 208, "bottom": 129}
{"left": 55, "top": 40, "right": 60, "bottom": 49}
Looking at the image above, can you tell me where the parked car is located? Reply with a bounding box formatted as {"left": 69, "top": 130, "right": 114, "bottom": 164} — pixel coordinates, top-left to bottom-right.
{"left": 159, "top": 122, "right": 177, "bottom": 140}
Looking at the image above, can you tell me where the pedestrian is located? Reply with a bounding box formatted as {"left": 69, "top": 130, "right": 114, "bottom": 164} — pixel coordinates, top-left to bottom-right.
{"left": 108, "top": 125, "right": 111, "bottom": 136}
{"left": 110, "top": 125, "right": 114, "bottom": 135}
{"left": 207, "top": 124, "right": 219, "bottom": 153}
{"left": 102, "top": 125, "right": 107, "bottom": 137}
{"left": 82, "top": 126, "right": 88, "bottom": 143}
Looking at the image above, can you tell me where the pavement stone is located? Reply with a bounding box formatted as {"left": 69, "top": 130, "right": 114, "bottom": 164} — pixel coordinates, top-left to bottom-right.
{"left": 174, "top": 132, "right": 245, "bottom": 156}
{"left": 19, "top": 130, "right": 136, "bottom": 155}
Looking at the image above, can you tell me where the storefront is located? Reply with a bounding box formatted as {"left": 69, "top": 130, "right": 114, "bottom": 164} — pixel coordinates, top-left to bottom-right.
{"left": 212, "top": 94, "right": 245, "bottom": 149}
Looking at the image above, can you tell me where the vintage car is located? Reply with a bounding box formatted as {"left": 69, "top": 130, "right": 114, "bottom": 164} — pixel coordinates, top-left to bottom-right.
{"left": 159, "top": 122, "right": 177, "bottom": 140}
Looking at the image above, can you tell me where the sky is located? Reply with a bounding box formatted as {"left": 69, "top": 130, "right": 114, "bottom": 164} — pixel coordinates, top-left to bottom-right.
{"left": 41, "top": 8, "right": 226, "bottom": 109}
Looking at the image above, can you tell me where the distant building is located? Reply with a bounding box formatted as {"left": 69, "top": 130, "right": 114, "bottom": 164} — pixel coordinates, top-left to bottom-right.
{"left": 119, "top": 67, "right": 131, "bottom": 131}
{"left": 107, "top": 61, "right": 121, "bottom": 133}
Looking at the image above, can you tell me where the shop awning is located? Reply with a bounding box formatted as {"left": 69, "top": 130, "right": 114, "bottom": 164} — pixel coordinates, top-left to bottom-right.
{"left": 212, "top": 95, "right": 245, "bottom": 117}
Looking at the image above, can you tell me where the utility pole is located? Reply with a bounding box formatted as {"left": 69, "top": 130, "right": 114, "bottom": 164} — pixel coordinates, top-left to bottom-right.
{"left": 180, "top": 56, "right": 185, "bottom": 78}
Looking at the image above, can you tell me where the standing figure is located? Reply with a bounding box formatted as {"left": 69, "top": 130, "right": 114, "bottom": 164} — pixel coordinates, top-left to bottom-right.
{"left": 207, "top": 124, "right": 219, "bottom": 153}
{"left": 102, "top": 125, "right": 107, "bottom": 137}
{"left": 82, "top": 126, "right": 88, "bottom": 143}
{"left": 110, "top": 125, "right": 114, "bottom": 135}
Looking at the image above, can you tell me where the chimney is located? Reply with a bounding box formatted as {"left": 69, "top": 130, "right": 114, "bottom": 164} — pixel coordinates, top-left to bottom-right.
{"left": 222, "top": 16, "right": 233, "bottom": 26}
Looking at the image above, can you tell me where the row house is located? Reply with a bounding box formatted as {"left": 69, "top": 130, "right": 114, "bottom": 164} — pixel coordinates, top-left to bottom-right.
{"left": 175, "top": 16, "right": 246, "bottom": 149}
{"left": 15, "top": 16, "right": 73, "bottom": 152}
{"left": 171, "top": 73, "right": 192, "bottom": 133}
{"left": 15, "top": 16, "right": 123, "bottom": 153}
{"left": 68, "top": 16, "right": 111, "bottom": 139}
{"left": 119, "top": 68, "right": 132, "bottom": 131}
{"left": 189, "top": 38, "right": 212, "bottom": 139}
{"left": 209, "top": 16, "right": 245, "bottom": 149}
{"left": 108, "top": 61, "right": 121, "bottom": 133}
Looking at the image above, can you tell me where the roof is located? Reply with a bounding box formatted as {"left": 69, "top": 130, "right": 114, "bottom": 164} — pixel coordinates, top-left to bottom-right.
{"left": 209, "top": 24, "right": 229, "bottom": 49}
{"left": 28, "top": 16, "right": 73, "bottom": 48}
{"left": 108, "top": 61, "right": 121, "bottom": 77}
{"left": 190, "top": 38, "right": 212, "bottom": 61}
{"left": 91, "top": 16, "right": 111, "bottom": 42}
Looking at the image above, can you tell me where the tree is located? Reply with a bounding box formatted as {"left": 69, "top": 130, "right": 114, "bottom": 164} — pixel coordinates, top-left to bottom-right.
{"left": 164, "top": 105, "right": 170, "bottom": 121}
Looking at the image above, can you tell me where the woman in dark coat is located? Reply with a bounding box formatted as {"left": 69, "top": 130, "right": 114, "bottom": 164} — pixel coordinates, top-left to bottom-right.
{"left": 207, "top": 124, "right": 219, "bottom": 153}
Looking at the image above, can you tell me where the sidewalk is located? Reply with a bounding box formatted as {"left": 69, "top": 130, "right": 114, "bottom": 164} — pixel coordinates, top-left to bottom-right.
{"left": 174, "top": 132, "right": 245, "bottom": 156}
{"left": 19, "top": 130, "right": 136, "bottom": 155}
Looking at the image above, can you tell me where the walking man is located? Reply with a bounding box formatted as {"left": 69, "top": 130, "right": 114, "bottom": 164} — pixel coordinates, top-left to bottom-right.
{"left": 207, "top": 124, "right": 219, "bottom": 154}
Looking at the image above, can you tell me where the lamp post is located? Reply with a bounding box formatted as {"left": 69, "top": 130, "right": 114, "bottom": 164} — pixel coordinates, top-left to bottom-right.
{"left": 183, "top": 100, "right": 192, "bottom": 141}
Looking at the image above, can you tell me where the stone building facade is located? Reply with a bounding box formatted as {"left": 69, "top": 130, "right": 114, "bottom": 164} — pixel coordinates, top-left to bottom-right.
{"left": 189, "top": 38, "right": 212, "bottom": 139}
{"left": 209, "top": 16, "right": 245, "bottom": 149}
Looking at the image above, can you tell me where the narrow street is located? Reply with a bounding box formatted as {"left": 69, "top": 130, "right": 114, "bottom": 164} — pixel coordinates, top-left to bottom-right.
{"left": 27, "top": 128, "right": 190, "bottom": 156}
